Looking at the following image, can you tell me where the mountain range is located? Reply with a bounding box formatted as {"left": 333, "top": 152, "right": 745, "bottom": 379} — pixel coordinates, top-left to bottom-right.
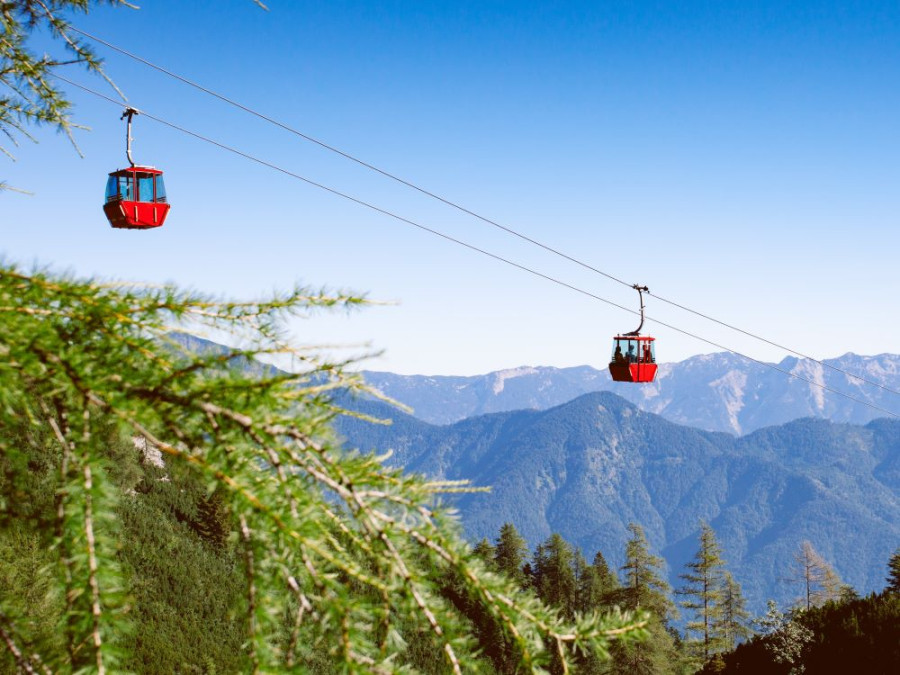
{"left": 335, "top": 390, "right": 900, "bottom": 613}
{"left": 168, "top": 335, "right": 900, "bottom": 613}
{"left": 362, "top": 352, "right": 900, "bottom": 435}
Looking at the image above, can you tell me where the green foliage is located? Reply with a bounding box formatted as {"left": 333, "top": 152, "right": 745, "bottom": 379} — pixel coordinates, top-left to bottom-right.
{"left": 585, "top": 552, "right": 620, "bottom": 613}
{"left": 612, "top": 524, "right": 683, "bottom": 674}
{"left": 678, "top": 522, "right": 728, "bottom": 661}
{"left": 337, "top": 395, "right": 900, "bottom": 615}
{"left": 0, "top": 1, "right": 131, "bottom": 179}
{"left": 531, "top": 533, "right": 578, "bottom": 620}
{"left": 116, "top": 461, "right": 248, "bottom": 673}
{"left": 704, "top": 547, "right": 900, "bottom": 673}
{"left": 0, "top": 526, "right": 65, "bottom": 671}
{"left": 621, "top": 523, "right": 674, "bottom": 620}
{"left": 887, "top": 547, "right": 900, "bottom": 594}
{"left": 717, "top": 572, "right": 751, "bottom": 651}
{"left": 472, "top": 537, "right": 494, "bottom": 566}
{"left": 0, "top": 400, "right": 247, "bottom": 673}
{"left": 0, "top": 264, "right": 646, "bottom": 673}
{"left": 756, "top": 601, "right": 812, "bottom": 671}
{"left": 701, "top": 590, "right": 900, "bottom": 673}
{"left": 494, "top": 522, "right": 528, "bottom": 587}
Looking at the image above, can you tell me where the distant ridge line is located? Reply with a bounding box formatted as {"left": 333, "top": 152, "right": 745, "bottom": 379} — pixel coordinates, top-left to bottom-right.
{"left": 361, "top": 352, "right": 900, "bottom": 435}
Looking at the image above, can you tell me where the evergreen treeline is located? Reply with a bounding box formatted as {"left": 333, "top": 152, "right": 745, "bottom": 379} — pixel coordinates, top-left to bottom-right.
{"left": 474, "top": 523, "right": 900, "bottom": 674}
{"left": 700, "top": 590, "right": 900, "bottom": 674}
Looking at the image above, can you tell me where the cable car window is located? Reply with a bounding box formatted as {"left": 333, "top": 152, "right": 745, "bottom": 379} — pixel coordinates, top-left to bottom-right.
{"left": 118, "top": 175, "right": 134, "bottom": 201}
{"left": 611, "top": 339, "right": 639, "bottom": 362}
{"left": 137, "top": 175, "right": 155, "bottom": 202}
{"left": 105, "top": 175, "right": 120, "bottom": 202}
{"left": 155, "top": 175, "right": 167, "bottom": 202}
{"left": 624, "top": 340, "right": 638, "bottom": 362}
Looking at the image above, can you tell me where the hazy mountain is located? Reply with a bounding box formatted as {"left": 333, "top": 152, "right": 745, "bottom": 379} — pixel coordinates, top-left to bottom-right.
{"left": 335, "top": 391, "right": 900, "bottom": 613}
{"left": 164, "top": 334, "right": 899, "bottom": 611}
{"left": 362, "top": 352, "right": 900, "bottom": 434}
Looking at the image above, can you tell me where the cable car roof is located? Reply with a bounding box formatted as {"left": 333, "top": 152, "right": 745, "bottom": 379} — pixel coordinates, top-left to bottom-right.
{"left": 108, "top": 165, "right": 164, "bottom": 175}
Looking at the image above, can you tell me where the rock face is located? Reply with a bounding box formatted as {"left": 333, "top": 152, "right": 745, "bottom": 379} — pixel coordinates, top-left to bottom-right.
{"left": 334, "top": 391, "right": 900, "bottom": 612}
{"left": 362, "top": 352, "right": 900, "bottom": 434}
{"left": 133, "top": 435, "right": 165, "bottom": 469}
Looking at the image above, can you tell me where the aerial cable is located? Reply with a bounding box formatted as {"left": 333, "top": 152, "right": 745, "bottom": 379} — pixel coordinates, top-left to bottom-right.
{"left": 70, "top": 27, "right": 900, "bottom": 399}
{"left": 52, "top": 73, "right": 900, "bottom": 422}
{"left": 68, "top": 27, "right": 900, "bottom": 400}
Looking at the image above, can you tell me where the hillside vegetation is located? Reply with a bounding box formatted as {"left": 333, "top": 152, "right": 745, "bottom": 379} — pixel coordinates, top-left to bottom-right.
{"left": 470, "top": 521, "right": 900, "bottom": 674}
{"left": 336, "top": 391, "right": 900, "bottom": 611}
{"left": 0, "top": 265, "right": 645, "bottom": 673}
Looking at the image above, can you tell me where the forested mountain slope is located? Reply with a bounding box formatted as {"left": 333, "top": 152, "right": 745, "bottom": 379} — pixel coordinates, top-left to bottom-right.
{"left": 336, "top": 391, "right": 900, "bottom": 612}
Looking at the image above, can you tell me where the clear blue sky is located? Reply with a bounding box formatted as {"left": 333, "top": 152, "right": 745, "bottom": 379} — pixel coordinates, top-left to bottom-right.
{"left": 4, "top": 1, "right": 899, "bottom": 374}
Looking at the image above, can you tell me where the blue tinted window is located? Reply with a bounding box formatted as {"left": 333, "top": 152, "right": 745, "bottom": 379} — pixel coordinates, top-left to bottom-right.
{"left": 137, "top": 176, "right": 154, "bottom": 202}
{"left": 155, "top": 175, "right": 166, "bottom": 202}
{"left": 118, "top": 175, "right": 134, "bottom": 201}
{"left": 105, "top": 176, "right": 119, "bottom": 201}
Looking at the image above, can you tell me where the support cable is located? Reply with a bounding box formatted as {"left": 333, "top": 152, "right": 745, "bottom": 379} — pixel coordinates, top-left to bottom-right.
{"left": 52, "top": 73, "right": 900, "bottom": 422}
{"left": 67, "top": 27, "right": 900, "bottom": 399}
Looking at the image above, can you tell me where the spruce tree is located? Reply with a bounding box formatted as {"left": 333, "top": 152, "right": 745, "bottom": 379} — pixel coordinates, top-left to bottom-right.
{"left": 887, "top": 547, "right": 900, "bottom": 594}
{"left": 493, "top": 522, "right": 528, "bottom": 587}
{"left": 621, "top": 523, "right": 673, "bottom": 620}
{"left": 574, "top": 550, "right": 596, "bottom": 615}
{"left": 472, "top": 538, "right": 495, "bottom": 567}
{"left": 575, "top": 550, "right": 620, "bottom": 615}
{"left": 592, "top": 551, "right": 620, "bottom": 605}
{"left": 532, "top": 533, "right": 578, "bottom": 619}
{"left": 678, "top": 522, "right": 727, "bottom": 660}
{"left": 615, "top": 524, "right": 679, "bottom": 675}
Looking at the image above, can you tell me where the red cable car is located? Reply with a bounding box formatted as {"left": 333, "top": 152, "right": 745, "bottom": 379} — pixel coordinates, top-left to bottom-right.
{"left": 609, "top": 284, "right": 658, "bottom": 383}
{"left": 103, "top": 108, "right": 170, "bottom": 230}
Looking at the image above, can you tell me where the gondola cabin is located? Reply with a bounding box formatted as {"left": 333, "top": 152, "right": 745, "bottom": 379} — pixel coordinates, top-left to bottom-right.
{"left": 608, "top": 335, "right": 657, "bottom": 383}
{"left": 103, "top": 166, "right": 170, "bottom": 229}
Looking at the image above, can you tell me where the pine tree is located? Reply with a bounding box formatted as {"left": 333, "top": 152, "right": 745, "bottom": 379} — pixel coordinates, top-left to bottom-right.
{"left": 493, "top": 522, "right": 528, "bottom": 587}
{"left": 678, "top": 522, "right": 727, "bottom": 660}
{"left": 887, "top": 547, "right": 900, "bottom": 594}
